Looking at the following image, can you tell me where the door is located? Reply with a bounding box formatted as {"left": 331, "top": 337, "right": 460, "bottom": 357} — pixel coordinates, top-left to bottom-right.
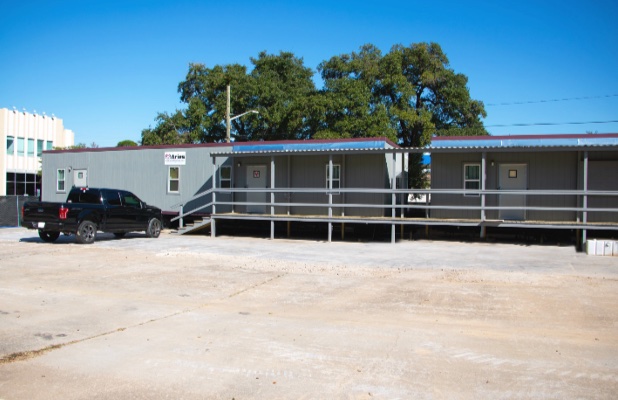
{"left": 102, "top": 189, "right": 124, "bottom": 231}
{"left": 74, "top": 169, "right": 88, "bottom": 187}
{"left": 499, "top": 164, "right": 527, "bottom": 220}
{"left": 246, "top": 165, "right": 267, "bottom": 213}
{"left": 120, "top": 191, "right": 145, "bottom": 229}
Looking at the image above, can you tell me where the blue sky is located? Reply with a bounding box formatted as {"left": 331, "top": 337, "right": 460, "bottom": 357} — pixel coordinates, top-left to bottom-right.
{"left": 1, "top": 0, "right": 617, "bottom": 147}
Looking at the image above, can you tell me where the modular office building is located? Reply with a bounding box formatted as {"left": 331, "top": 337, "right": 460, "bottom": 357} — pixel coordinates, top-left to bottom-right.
{"left": 40, "top": 134, "right": 618, "bottom": 244}
{"left": 41, "top": 138, "right": 405, "bottom": 229}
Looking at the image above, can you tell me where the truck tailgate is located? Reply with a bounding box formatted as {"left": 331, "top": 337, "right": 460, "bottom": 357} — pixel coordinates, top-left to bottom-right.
{"left": 22, "top": 202, "right": 63, "bottom": 228}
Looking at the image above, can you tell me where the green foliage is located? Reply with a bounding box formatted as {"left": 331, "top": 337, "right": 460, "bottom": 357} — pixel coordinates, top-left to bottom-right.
{"left": 54, "top": 142, "right": 98, "bottom": 150}
{"left": 117, "top": 140, "right": 138, "bottom": 147}
{"left": 317, "top": 42, "right": 487, "bottom": 187}
{"left": 143, "top": 44, "right": 487, "bottom": 186}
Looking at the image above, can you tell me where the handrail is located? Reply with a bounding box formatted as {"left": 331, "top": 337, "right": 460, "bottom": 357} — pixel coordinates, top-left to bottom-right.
{"left": 186, "top": 187, "right": 618, "bottom": 196}
{"left": 170, "top": 186, "right": 618, "bottom": 231}
{"left": 171, "top": 188, "right": 214, "bottom": 209}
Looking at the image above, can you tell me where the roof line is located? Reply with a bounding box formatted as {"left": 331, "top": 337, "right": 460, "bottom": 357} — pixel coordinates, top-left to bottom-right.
{"left": 432, "top": 133, "right": 618, "bottom": 141}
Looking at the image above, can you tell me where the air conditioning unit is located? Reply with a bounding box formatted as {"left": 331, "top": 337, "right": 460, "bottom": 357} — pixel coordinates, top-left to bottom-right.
{"left": 586, "top": 239, "right": 618, "bottom": 256}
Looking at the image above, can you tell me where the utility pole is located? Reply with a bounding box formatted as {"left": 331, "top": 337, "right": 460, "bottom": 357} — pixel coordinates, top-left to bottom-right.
{"left": 225, "top": 84, "right": 259, "bottom": 143}
{"left": 226, "top": 85, "right": 231, "bottom": 143}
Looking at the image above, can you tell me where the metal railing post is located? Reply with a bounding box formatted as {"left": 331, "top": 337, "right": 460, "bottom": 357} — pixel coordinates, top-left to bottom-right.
{"left": 179, "top": 205, "right": 184, "bottom": 229}
{"left": 211, "top": 158, "right": 217, "bottom": 238}
{"left": 270, "top": 156, "right": 275, "bottom": 240}
{"left": 582, "top": 151, "right": 588, "bottom": 245}
{"left": 328, "top": 155, "right": 333, "bottom": 243}
{"left": 480, "top": 152, "right": 487, "bottom": 239}
{"left": 391, "top": 152, "right": 396, "bottom": 243}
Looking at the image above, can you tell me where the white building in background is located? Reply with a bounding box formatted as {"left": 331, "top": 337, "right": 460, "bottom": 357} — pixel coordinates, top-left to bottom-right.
{"left": 0, "top": 107, "right": 74, "bottom": 196}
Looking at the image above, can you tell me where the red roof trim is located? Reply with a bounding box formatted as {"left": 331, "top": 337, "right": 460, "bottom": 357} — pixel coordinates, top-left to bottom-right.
{"left": 432, "top": 133, "right": 618, "bottom": 141}
{"left": 43, "top": 137, "right": 399, "bottom": 154}
{"left": 43, "top": 142, "right": 231, "bottom": 154}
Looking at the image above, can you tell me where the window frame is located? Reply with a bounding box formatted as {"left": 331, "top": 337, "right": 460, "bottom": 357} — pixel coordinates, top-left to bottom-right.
{"left": 17, "top": 137, "right": 25, "bottom": 156}
{"left": 56, "top": 169, "right": 66, "bottom": 193}
{"left": 325, "top": 164, "right": 341, "bottom": 194}
{"left": 463, "top": 163, "right": 481, "bottom": 197}
{"left": 168, "top": 166, "right": 180, "bottom": 193}
{"left": 37, "top": 139, "right": 44, "bottom": 157}
{"left": 6, "top": 136, "right": 15, "bottom": 155}
{"left": 27, "top": 138, "right": 35, "bottom": 157}
{"left": 219, "top": 165, "right": 232, "bottom": 188}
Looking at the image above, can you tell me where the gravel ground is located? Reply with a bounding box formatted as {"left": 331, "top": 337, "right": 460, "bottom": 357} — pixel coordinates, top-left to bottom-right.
{"left": 0, "top": 227, "right": 617, "bottom": 399}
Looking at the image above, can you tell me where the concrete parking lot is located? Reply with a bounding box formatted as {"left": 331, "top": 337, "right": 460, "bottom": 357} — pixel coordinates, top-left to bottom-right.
{"left": 0, "top": 227, "right": 617, "bottom": 399}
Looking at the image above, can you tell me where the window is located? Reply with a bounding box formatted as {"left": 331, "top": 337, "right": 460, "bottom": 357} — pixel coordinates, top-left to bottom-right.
{"left": 17, "top": 138, "right": 25, "bottom": 156}
{"left": 37, "top": 140, "right": 44, "bottom": 157}
{"left": 57, "top": 169, "right": 66, "bottom": 192}
{"left": 168, "top": 167, "right": 180, "bottom": 193}
{"left": 220, "top": 166, "right": 231, "bottom": 188}
{"left": 46, "top": 141, "right": 53, "bottom": 150}
{"left": 105, "top": 191, "right": 122, "bottom": 206}
{"left": 6, "top": 136, "right": 14, "bottom": 154}
{"left": 325, "top": 164, "right": 341, "bottom": 190}
{"left": 464, "top": 163, "right": 480, "bottom": 196}
{"left": 68, "top": 189, "right": 102, "bottom": 204}
{"left": 27, "top": 139, "right": 35, "bottom": 156}
{"left": 121, "top": 192, "right": 142, "bottom": 208}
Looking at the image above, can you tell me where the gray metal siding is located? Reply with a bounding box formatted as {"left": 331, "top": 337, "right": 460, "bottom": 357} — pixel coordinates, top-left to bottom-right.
{"left": 431, "top": 151, "right": 584, "bottom": 222}
{"left": 587, "top": 160, "right": 618, "bottom": 222}
{"left": 344, "top": 154, "right": 388, "bottom": 217}
{"left": 526, "top": 152, "right": 577, "bottom": 222}
{"left": 227, "top": 153, "right": 394, "bottom": 217}
{"left": 431, "top": 153, "right": 482, "bottom": 219}
{"left": 289, "top": 155, "right": 343, "bottom": 216}
{"left": 41, "top": 146, "right": 232, "bottom": 214}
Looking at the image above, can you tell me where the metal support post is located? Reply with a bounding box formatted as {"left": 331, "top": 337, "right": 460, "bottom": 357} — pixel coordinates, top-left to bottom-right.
{"left": 391, "top": 152, "right": 397, "bottom": 243}
{"left": 582, "top": 151, "right": 588, "bottom": 246}
{"left": 211, "top": 158, "right": 217, "bottom": 238}
{"left": 480, "top": 152, "right": 487, "bottom": 239}
{"left": 226, "top": 85, "right": 231, "bottom": 143}
{"left": 270, "top": 156, "right": 275, "bottom": 240}
{"left": 328, "top": 155, "right": 333, "bottom": 243}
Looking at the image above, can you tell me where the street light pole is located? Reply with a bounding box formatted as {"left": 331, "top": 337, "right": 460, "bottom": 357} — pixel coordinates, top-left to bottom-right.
{"left": 226, "top": 85, "right": 231, "bottom": 143}
{"left": 225, "top": 85, "right": 259, "bottom": 143}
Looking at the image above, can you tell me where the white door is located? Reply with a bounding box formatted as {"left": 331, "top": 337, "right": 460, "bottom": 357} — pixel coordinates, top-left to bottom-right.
{"left": 499, "top": 164, "right": 527, "bottom": 220}
{"left": 74, "top": 169, "right": 88, "bottom": 187}
{"left": 246, "top": 165, "right": 267, "bottom": 213}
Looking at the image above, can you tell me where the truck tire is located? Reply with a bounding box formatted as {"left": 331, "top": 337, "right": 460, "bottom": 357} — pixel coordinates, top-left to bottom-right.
{"left": 76, "top": 220, "right": 97, "bottom": 244}
{"left": 146, "top": 218, "right": 162, "bottom": 238}
{"left": 38, "top": 230, "right": 60, "bottom": 243}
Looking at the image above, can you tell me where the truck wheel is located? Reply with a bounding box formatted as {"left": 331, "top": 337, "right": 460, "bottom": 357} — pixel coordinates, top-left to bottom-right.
{"left": 38, "top": 230, "right": 60, "bottom": 243}
{"left": 76, "top": 220, "right": 97, "bottom": 244}
{"left": 146, "top": 218, "right": 162, "bottom": 238}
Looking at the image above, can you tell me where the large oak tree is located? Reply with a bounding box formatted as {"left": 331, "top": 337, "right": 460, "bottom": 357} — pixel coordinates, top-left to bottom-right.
{"left": 141, "top": 43, "right": 487, "bottom": 186}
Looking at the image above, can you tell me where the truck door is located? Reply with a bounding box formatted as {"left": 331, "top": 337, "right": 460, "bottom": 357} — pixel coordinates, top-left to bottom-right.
{"left": 103, "top": 190, "right": 124, "bottom": 230}
{"left": 120, "top": 191, "right": 145, "bottom": 229}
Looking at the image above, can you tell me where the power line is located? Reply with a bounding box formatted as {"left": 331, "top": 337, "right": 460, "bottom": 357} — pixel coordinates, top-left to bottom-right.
{"left": 486, "top": 94, "right": 618, "bottom": 107}
{"left": 486, "top": 120, "right": 618, "bottom": 128}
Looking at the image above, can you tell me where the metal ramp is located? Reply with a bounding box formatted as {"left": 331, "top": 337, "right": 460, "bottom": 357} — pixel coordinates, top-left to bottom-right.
{"left": 174, "top": 217, "right": 211, "bottom": 235}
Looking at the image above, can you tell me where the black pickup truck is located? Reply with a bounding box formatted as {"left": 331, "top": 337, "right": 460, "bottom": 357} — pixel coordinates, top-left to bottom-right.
{"left": 22, "top": 187, "right": 163, "bottom": 244}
